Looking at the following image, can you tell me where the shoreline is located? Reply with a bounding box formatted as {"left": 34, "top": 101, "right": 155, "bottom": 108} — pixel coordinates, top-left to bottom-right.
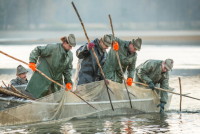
{"left": 1, "top": 36, "right": 200, "bottom": 45}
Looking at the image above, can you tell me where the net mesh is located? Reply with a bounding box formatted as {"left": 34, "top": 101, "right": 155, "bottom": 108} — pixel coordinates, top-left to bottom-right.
{"left": 0, "top": 80, "right": 173, "bottom": 126}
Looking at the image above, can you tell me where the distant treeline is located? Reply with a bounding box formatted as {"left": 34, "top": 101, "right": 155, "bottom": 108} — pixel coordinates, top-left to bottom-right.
{"left": 0, "top": 0, "right": 200, "bottom": 30}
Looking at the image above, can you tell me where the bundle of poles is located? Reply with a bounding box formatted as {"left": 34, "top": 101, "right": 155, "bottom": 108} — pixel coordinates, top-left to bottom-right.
{"left": 0, "top": 81, "right": 35, "bottom": 100}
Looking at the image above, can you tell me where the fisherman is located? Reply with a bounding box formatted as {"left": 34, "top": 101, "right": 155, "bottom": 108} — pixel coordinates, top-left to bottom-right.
{"left": 10, "top": 65, "right": 28, "bottom": 86}
{"left": 73, "top": 34, "right": 112, "bottom": 87}
{"left": 103, "top": 35, "right": 142, "bottom": 86}
{"left": 133, "top": 59, "right": 174, "bottom": 114}
{"left": 26, "top": 34, "right": 76, "bottom": 99}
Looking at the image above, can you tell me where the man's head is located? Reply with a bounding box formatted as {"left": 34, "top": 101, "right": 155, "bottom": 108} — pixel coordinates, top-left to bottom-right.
{"left": 16, "top": 65, "right": 28, "bottom": 80}
{"left": 60, "top": 34, "right": 76, "bottom": 51}
{"left": 100, "top": 34, "right": 112, "bottom": 52}
{"left": 129, "top": 37, "right": 142, "bottom": 54}
{"left": 161, "top": 59, "right": 174, "bottom": 72}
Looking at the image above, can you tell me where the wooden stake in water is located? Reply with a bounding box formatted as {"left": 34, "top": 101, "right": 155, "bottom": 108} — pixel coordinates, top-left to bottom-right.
{"left": 179, "top": 77, "right": 182, "bottom": 111}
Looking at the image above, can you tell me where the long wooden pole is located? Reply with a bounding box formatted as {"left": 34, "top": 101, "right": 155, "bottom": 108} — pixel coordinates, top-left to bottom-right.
{"left": 179, "top": 77, "right": 182, "bottom": 111}
{"left": 0, "top": 50, "right": 97, "bottom": 110}
{"left": 108, "top": 14, "right": 132, "bottom": 109}
{"left": 132, "top": 81, "right": 200, "bottom": 101}
{"left": 2, "top": 81, "right": 9, "bottom": 90}
{"left": 71, "top": 2, "right": 114, "bottom": 111}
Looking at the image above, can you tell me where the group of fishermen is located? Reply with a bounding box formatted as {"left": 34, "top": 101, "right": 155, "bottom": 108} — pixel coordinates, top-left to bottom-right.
{"left": 11, "top": 34, "right": 173, "bottom": 114}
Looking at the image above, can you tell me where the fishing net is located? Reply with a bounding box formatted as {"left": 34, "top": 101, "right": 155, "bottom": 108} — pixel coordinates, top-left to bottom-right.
{"left": 0, "top": 80, "right": 174, "bottom": 126}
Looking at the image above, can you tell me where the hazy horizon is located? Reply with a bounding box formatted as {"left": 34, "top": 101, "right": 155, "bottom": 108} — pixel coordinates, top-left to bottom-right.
{"left": 0, "top": 0, "right": 200, "bottom": 31}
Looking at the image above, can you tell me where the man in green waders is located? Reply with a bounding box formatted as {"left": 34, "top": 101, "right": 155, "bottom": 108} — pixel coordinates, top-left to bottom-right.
{"left": 133, "top": 59, "right": 174, "bottom": 114}
{"left": 103, "top": 35, "right": 142, "bottom": 86}
{"left": 26, "top": 34, "right": 76, "bottom": 99}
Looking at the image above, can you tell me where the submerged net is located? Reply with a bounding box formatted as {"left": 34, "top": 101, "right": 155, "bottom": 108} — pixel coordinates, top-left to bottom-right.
{"left": 0, "top": 80, "right": 173, "bottom": 126}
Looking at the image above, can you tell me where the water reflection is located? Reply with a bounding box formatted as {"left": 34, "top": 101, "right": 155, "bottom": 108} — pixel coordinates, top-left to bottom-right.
{"left": 60, "top": 123, "right": 76, "bottom": 134}
{"left": 1, "top": 113, "right": 200, "bottom": 133}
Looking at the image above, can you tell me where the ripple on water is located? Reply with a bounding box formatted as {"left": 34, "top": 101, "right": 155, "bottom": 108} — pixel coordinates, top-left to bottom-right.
{"left": 1, "top": 113, "right": 200, "bottom": 133}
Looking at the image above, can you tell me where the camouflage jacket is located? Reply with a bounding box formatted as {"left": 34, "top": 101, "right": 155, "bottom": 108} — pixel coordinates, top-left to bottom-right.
{"left": 135, "top": 60, "right": 169, "bottom": 103}
{"left": 103, "top": 35, "right": 137, "bottom": 83}
{"left": 10, "top": 77, "right": 28, "bottom": 86}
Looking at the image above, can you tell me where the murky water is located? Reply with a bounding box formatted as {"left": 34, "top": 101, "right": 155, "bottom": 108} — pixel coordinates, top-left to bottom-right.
{"left": 0, "top": 33, "right": 200, "bottom": 133}
{"left": 0, "top": 113, "right": 200, "bottom": 133}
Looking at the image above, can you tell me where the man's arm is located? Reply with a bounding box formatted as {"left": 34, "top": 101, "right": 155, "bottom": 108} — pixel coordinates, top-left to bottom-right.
{"left": 109, "top": 34, "right": 129, "bottom": 48}
{"left": 63, "top": 54, "right": 73, "bottom": 84}
{"left": 76, "top": 43, "right": 90, "bottom": 59}
{"left": 160, "top": 73, "right": 169, "bottom": 103}
{"left": 137, "top": 61, "right": 154, "bottom": 84}
{"left": 29, "top": 44, "right": 53, "bottom": 63}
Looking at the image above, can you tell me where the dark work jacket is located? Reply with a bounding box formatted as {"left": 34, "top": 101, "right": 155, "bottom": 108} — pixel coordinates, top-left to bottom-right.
{"left": 74, "top": 38, "right": 107, "bottom": 87}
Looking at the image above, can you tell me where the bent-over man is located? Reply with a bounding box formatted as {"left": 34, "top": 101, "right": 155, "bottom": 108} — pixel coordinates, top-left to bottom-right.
{"left": 133, "top": 59, "right": 174, "bottom": 114}
{"left": 103, "top": 35, "right": 142, "bottom": 86}
{"left": 26, "top": 34, "right": 76, "bottom": 98}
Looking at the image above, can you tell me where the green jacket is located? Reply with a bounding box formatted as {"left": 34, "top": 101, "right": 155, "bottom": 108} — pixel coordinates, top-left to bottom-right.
{"left": 103, "top": 35, "right": 137, "bottom": 83}
{"left": 10, "top": 77, "right": 28, "bottom": 86}
{"left": 26, "top": 43, "right": 73, "bottom": 98}
{"left": 135, "top": 60, "right": 169, "bottom": 103}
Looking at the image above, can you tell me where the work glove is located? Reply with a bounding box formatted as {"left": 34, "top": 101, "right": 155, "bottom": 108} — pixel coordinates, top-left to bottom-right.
{"left": 113, "top": 41, "right": 119, "bottom": 51}
{"left": 29, "top": 62, "right": 36, "bottom": 72}
{"left": 148, "top": 82, "right": 155, "bottom": 90}
{"left": 127, "top": 78, "right": 132, "bottom": 86}
{"left": 66, "top": 83, "right": 72, "bottom": 91}
{"left": 88, "top": 43, "right": 95, "bottom": 50}
{"left": 157, "top": 102, "right": 165, "bottom": 114}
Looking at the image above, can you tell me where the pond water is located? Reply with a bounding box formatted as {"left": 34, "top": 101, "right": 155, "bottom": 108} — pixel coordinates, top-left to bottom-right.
{"left": 0, "top": 33, "right": 200, "bottom": 133}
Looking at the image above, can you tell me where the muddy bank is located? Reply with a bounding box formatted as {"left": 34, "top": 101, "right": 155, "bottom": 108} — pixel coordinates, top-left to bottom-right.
{"left": 1, "top": 30, "right": 200, "bottom": 45}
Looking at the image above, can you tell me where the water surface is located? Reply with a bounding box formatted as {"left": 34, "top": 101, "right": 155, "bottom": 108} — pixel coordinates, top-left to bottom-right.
{"left": 0, "top": 37, "right": 200, "bottom": 133}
